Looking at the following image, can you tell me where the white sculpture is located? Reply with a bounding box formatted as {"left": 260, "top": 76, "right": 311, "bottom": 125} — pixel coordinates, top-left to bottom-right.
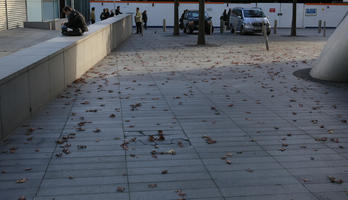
{"left": 310, "top": 13, "right": 348, "bottom": 82}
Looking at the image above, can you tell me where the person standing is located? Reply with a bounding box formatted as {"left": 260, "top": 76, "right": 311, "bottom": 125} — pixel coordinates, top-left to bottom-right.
{"left": 90, "top": 7, "right": 96, "bottom": 24}
{"left": 116, "top": 6, "right": 122, "bottom": 15}
{"left": 223, "top": 10, "right": 227, "bottom": 26}
{"left": 142, "top": 10, "right": 148, "bottom": 30}
{"left": 100, "top": 8, "right": 106, "bottom": 21}
{"left": 105, "top": 8, "right": 111, "bottom": 19}
{"left": 227, "top": 8, "right": 232, "bottom": 29}
{"left": 135, "top": 8, "right": 142, "bottom": 34}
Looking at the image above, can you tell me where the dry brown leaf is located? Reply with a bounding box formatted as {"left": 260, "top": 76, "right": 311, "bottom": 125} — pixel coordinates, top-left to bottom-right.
{"left": 16, "top": 178, "right": 28, "bottom": 184}
{"left": 328, "top": 176, "right": 343, "bottom": 184}
{"left": 117, "top": 186, "right": 125, "bottom": 192}
{"left": 148, "top": 184, "right": 157, "bottom": 188}
{"left": 18, "top": 196, "right": 26, "bottom": 200}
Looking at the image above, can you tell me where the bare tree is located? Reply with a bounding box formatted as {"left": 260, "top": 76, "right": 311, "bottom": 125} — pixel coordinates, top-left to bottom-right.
{"left": 197, "top": 0, "right": 205, "bottom": 45}
{"left": 291, "top": 0, "right": 297, "bottom": 36}
{"left": 174, "top": 0, "right": 180, "bottom": 35}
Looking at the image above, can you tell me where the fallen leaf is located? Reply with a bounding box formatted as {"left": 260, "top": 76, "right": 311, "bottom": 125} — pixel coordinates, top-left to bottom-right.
{"left": 167, "top": 149, "right": 176, "bottom": 155}
{"left": 328, "top": 176, "right": 343, "bottom": 184}
{"left": 202, "top": 136, "right": 216, "bottom": 144}
{"left": 9, "top": 147, "right": 17, "bottom": 154}
{"left": 330, "top": 138, "right": 339, "bottom": 143}
{"left": 16, "top": 178, "right": 28, "bottom": 184}
{"left": 246, "top": 168, "right": 254, "bottom": 173}
{"left": 77, "top": 145, "right": 87, "bottom": 149}
{"left": 117, "top": 186, "right": 125, "bottom": 192}
{"left": 315, "top": 137, "right": 327, "bottom": 142}
{"left": 148, "top": 184, "right": 157, "bottom": 188}
{"left": 93, "top": 128, "right": 101, "bottom": 133}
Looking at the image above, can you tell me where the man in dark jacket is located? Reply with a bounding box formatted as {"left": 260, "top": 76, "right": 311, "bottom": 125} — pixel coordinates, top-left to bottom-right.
{"left": 62, "top": 6, "right": 88, "bottom": 36}
{"left": 142, "top": 10, "right": 148, "bottom": 30}
{"left": 115, "top": 6, "right": 122, "bottom": 15}
{"left": 100, "top": 8, "right": 106, "bottom": 21}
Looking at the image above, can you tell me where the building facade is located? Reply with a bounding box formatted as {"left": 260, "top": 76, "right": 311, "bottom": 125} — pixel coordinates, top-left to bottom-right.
{"left": 0, "top": 0, "right": 90, "bottom": 31}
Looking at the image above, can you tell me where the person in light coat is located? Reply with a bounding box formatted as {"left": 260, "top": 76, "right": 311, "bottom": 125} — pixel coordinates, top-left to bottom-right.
{"left": 135, "top": 8, "right": 143, "bottom": 34}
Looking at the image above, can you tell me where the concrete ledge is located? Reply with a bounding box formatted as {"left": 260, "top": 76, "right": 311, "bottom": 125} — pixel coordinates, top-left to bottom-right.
{"left": 24, "top": 18, "right": 68, "bottom": 31}
{"left": 0, "top": 14, "right": 133, "bottom": 139}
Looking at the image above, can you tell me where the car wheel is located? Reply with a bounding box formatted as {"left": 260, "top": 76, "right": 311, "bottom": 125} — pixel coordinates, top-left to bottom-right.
{"left": 185, "top": 25, "right": 190, "bottom": 34}
{"left": 189, "top": 27, "right": 193, "bottom": 34}
{"left": 240, "top": 26, "right": 245, "bottom": 35}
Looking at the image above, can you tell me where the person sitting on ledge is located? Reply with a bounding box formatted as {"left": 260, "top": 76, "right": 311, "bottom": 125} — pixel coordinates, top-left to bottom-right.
{"left": 61, "top": 6, "right": 88, "bottom": 36}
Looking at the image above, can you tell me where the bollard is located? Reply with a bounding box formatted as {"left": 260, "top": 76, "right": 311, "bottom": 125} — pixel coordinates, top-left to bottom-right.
{"left": 220, "top": 19, "right": 224, "bottom": 34}
{"left": 163, "top": 19, "right": 166, "bottom": 32}
{"left": 323, "top": 21, "right": 326, "bottom": 37}
{"left": 262, "top": 23, "right": 269, "bottom": 51}
{"left": 318, "top": 20, "right": 322, "bottom": 33}
{"left": 273, "top": 20, "right": 277, "bottom": 34}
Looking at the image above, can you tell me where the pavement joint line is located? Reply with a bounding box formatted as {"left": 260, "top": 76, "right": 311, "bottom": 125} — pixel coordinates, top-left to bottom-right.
{"left": 33, "top": 90, "right": 77, "bottom": 199}
{"left": 138, "top": 51, "right": 227, "bottom": 200}
{"left": 115, "top": 52, "right": 132, "bottom": 200}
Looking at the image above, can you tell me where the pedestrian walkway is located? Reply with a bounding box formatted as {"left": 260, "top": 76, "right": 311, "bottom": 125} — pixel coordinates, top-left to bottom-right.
{"left": 1, "top": 28, "right": 348, "bottom": 200}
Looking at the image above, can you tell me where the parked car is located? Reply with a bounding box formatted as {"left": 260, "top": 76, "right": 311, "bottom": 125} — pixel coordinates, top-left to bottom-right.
{"left": 180, "top": 10, "right": 214, "bottom": 34}
{"left": 229, "top": 7, "right": 271, "bottom": 35}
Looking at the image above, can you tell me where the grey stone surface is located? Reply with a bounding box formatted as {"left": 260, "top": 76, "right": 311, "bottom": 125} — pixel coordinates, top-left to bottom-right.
{"left": 0, "top": 28, "right": 59, "bottom": 59}
{"left": 1, "top": 28, "right": 348, "bottom": 200}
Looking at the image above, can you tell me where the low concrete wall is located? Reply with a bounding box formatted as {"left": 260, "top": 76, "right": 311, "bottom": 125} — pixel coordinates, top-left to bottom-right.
{"left": 24, "top": 18, "right": 68, "bottom": 31}
{"left": 0, "top": 14, "right": 133, "bottom": 139}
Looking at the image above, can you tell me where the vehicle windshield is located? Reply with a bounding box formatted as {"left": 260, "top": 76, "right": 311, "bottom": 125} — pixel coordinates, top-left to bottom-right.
{"left": 188, "top": 11, "right": 209, "bottom": 19}
{"left": 243, "top": 9, "right": 265, "bottom": 18}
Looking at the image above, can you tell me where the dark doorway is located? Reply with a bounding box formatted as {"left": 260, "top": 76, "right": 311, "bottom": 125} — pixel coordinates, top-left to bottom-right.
{"left": 60, "top": 0, "right": 66, "bottom": 18}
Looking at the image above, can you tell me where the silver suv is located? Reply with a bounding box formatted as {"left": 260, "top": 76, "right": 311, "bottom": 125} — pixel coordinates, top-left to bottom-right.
{"left": 229, "top": 7, "right": 271, "bottom": 35}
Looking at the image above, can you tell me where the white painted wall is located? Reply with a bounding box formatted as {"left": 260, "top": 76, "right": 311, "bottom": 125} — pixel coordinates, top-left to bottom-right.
{"left": 91, "top": 2, "right": 348, "bottom": 28}
{"left": 304, "top": 5, "right": 348, "bottom": 27}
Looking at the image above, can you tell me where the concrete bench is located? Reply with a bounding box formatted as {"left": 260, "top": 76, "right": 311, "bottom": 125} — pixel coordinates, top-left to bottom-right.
{"left": 0, "top": 14, "right": 133, "bottom": 139}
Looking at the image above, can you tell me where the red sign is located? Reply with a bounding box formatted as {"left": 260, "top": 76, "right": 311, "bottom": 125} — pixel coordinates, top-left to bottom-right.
{"left": 269, "top": 8, "right": 276, "bottom": 13}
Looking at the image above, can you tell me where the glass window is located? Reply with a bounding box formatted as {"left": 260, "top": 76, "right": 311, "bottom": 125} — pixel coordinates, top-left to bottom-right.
{"left": 42, "top": 0, "right": 59, "bottom": 21}
{"left": 243, "top": 9, "right": 265, "bottom": 18}
{"left": 187, "top": 11, "right": 209, "bottom": 19}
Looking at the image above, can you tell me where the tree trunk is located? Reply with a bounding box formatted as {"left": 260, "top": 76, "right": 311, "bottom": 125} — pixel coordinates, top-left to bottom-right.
{"left": 174, "top": 0, "right": 179, "bottom": 35}
{"left": 197, "top": 0, "right": 205, "bottom": 45}
{"left": 291, "top": 0, "right": 297, "bottom": 36}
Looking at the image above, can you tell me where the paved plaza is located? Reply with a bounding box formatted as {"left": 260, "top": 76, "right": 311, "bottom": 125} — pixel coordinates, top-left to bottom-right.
{"left": 1, "top": 28, "right": 348, "bottom": 200}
